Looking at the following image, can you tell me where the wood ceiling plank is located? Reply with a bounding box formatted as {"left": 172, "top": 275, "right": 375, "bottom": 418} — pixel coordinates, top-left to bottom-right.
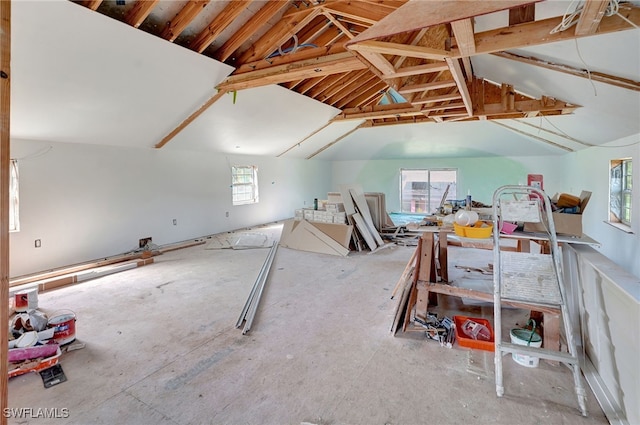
{"left": 445, "top": 58, "right": 472, "bottom": 116}
{"left": 1, "top": 0, "right": 10, "bottom": 413}
{"left": 420, "top": 102, "right": 466, "bottom": 114}
{"left": 190, "top": 0, "right": 250, "bottom": 53}
{"left": 321, "top": 69, "right": 370, "bottom": 100}
{"left": 295, "top": 15, "right": 332, "bottom": 45}
{"left": 450, "top": 18, "right": 475, "bottom": 56}
{"left": 235, "top": 43, "right": 346, "bottom": 74}
{"left": 217, "top": 52, "right": 367, "bottom": 91}
{"left": 492, "top": 51, "right": 640, "bottom": 92}
{"left": 327, "top": 73, "right": 377, "bottom": 106}
{"left": 296, "top": 75, "right": 330, "bottom": 95}
{"left": 348, "top": 0, "right": 536, "bottom": 45}
{"left": 393, "top": 28, "right": 427, "bottom": 70}
{"left": 387, "top": 62, "right": 449, "bottom": 79}
{"left": 323, "top": 11, "right": 356, "bottom": 39}
{"left": 339, "top": 81, "right": 388, "bottom": 109}
{"left": 575, "top": 0, "right": 610, "bottom": 36}
{"left": 125, "top": 0, "right": 159, "bottom": 28}
{"left": 82, "top": 0, "right": 103, "bottom": 11}
{"left": 160, "top": 0, "right": 210, "bottom": 42}
{"left": 322, "top": 1, "right": 394, "bottom": 25}
{"left": 348, "top": 40, "right": 452, "bottom": 61}
{"left": 465, "top": 3, "right": 640, "bottom": 57}
{"left": 412, "top": 92, "right": 461, "bottom": 105}
{"left": 357, "top": 50, "right": 396, "bottom": 75}
{"left": 155, "top": 90, "right": 227, "bottom": 149}
{"left": 214, "top": 1, "right": 290, "bottom": 62}
{"left": 335, "top": 103, "right": 421, "bottom": 121}
{"left": 236, "top": 7, "right": 321, "bottom": 64}
{"left": 509, "top": 3, "right": 536, "bottom": 25}
{"left": 398, "top": 80, "right": 457, "bottom": 95}
{"left": 307, "top": 72, "right": 350, "bottom": 99}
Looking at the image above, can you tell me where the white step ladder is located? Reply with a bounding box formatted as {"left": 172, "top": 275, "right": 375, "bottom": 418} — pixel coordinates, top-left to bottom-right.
{"left": 491, "top": 185, "right": 587, "bottom": 416}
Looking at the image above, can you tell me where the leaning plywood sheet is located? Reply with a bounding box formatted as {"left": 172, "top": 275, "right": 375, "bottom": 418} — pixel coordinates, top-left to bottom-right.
{"left": 279, "top": 219, "right": 349, "bottom": 256}
{"left": 310, "top": 222, "right": 353, "bottom": 249}
{"left": 352, "top": 213, "right": 377, "bottom": 251}
{"left": 349, "top": 188, "right": 384, "bottom": 246}
{"left": 338, "top": 184, "right": 357, "bottom": 215}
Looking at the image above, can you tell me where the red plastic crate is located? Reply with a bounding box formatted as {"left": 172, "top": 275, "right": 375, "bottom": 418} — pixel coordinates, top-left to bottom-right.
{"left": 453, "top": 315, "right": 495, "bottom": 352}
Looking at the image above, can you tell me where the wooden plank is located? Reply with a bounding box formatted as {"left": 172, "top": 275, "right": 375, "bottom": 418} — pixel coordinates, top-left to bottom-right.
{"left": 385, "top": 62, "right": 450, "bottom": 79}
{"left": 439, "top": 231, "right": 448, "bottom": 282}
{"left": 0, "top": 0, "right": 9, "bottom": 418}
{"left": 217, "top": 52, "right": 367, "bottom": 91}
{"left": 160, "top": 0, "right": 210, "bottom": 42}
{"left": 82, "top": 0, "right": 103, "bottom": 11}
{"left": 391, "top": 248, "right": 417, "bottom": 299}
{"left": 445, "top": 58, "right": 472, "bottom": 116}
{"left": 190, "top": 0, "right": 249, "bottom": 53}
{"left": 347, "top": 0, "right": 536, "bottom": 44}
{"left": 418, "top": 233, "right": 435, "bottom": 282}
{"left": 348, "top": 40, "right": 452, "bottom": 61}
{"left": 575, "top": 0, "right": 610, "bottom": 36}
{"left": 398, "top": 79, "right": 457, "bottom": 94}
{"left": 451, "top": 18, "right": 476, "bottom": 56}
{"left": 125, "top": 0, "right": 159, "bottom": 28}
{"left": 214, "top": 1, "right": 290, "bottom": 62}
{"left": 155, "top": 90, "right": 227, "bottom": 148}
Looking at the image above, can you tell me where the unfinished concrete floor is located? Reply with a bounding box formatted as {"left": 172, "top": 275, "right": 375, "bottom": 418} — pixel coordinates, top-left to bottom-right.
{"left": 9, "top": 223, "right": 607, "bottom": 424}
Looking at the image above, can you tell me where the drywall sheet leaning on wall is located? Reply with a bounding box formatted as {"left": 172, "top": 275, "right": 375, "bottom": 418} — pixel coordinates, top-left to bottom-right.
{"left": 279, "top": 219, "right": 352, "bottom": 256}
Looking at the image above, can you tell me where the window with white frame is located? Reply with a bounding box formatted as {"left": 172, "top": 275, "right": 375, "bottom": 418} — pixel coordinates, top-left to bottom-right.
{"left": 232, "top": 165, "right": 259, "bottom": 206}
{"left": 609, "top": 158, "right": 632, "bottom": 228}
{"left": 9, "top": 159, "right": 19, "bottom": 232}
{"left": 400, "top": 168, "right": 457, "bottom": 214}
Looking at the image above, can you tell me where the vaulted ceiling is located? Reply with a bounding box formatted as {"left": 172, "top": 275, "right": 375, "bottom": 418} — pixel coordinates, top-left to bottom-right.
{"left": 10, "top": 1, "right": 640, "bottom": 159}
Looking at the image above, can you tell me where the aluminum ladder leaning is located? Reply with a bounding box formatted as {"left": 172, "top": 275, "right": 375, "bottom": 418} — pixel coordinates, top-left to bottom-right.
{"left": 491, "top": 185, "right": 587, "bottom": 416}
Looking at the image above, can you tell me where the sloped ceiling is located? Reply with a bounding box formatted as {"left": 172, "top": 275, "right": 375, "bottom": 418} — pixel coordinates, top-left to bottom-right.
{"left": 9, "top": 1, "right": 640, "bottom": 160}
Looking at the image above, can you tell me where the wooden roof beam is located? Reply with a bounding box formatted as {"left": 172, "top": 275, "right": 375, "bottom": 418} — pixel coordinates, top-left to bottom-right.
{"left": 322, "top": 2, "right": 393, "bottom": 25}
{"left": 445, "top": 58, "right": 472, "bottom": 116}
{"left": 217, "top": 52, "right": 367, "bottom": 91}
{"left": 214, "top": 1, "right": 290, "bottom": 62}
{"left": 348, "top": 40, "right": 452, "bottom": 61}
{"left": 82, "top": 0, "right": 103, "bottom": 11}
{"left": 234, "top": 43, "right": 346, "bottom": 75}
{"left": 236, "top": 7, "right": 321, "bottom": 64}
{"left": 464, "top": 3, "right": 640, "bottom": 58}
{"left": 450, "top": 18, "right": 475, "bottom": 56}
{"left": 190, "top": 1, "right": 249, "bottom": 53}
{"left": 385, "top": 62, "right": 450, "bottom": 79}
{"left": 398, "top": 80, "right": 457, "bottom": 95}
{"left": 125, "top": 0, "right": 159, "bottom": 28}
{"left": 575, "top": 0, "right": 610, "bottom": 36}
{"left": 160, "top": 0, "right": 210, "bottom": 42}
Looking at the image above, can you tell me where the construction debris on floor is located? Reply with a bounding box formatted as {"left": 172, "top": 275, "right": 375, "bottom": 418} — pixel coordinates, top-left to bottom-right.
{"left": 8, "top": 288, "right": 83, "bottom": 384}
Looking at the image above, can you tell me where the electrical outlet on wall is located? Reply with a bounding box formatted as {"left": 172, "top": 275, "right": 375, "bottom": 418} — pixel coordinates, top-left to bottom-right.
{"left": 35, "top": 239, "right": 41, "bottom": 248}
{"left": 172, "top": 219, "right": 177, "bottom": 225}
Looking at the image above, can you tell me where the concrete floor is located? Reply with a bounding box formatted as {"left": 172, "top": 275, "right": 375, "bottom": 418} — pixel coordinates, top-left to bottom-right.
{"left": 8, "top": 223, "right": 607, "bottom": 425}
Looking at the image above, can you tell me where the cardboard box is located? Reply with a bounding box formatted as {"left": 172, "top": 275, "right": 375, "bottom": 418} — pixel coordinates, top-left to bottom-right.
{"left": 524, "top": 191, "right": 591, "bottom": 237}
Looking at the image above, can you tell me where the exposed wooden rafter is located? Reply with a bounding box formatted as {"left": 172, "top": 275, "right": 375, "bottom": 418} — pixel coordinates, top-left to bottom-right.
{"left": 125, "top": 0, "right": 159, "bottom": 28}
{"left": 189, "top": 1, "right": 249, "bottom": 53}
{"left": 160, "top": 0, "right": 210, "bottom": 42}
{"left": 575, "top": 0, "right": 610, "bottom": 36}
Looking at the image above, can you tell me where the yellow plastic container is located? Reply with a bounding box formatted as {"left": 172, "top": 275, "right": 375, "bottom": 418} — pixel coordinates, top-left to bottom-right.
{"left": 453, "top": 221, "right": 493, "bottom": 238}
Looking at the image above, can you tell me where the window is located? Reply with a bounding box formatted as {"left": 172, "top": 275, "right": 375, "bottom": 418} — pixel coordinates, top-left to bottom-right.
{"left": 400, "top": 168, "right": 457, "bottom": 214}
{"left": 9, "top": 159, "right": 19, "bottom": 232}
{"left": 232, "top": 165, "right": 259, "bottom": 206}
{"left": 609, "top": 158, "right": 632, "bottom": 228}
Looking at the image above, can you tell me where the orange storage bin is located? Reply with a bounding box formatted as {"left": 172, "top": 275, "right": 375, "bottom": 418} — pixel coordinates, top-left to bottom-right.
{"left": 453, "top": 316, "right": 495, "bottom": 352}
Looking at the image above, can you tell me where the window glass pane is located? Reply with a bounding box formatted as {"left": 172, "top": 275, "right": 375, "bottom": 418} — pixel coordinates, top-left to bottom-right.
{"left": 400, "top": 168, "right": 457, "bottom": 214}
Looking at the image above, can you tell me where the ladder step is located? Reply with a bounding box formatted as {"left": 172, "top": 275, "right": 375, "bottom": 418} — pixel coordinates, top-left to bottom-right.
{"left": 498, "top": 342, "right": 578, "bottom": 364}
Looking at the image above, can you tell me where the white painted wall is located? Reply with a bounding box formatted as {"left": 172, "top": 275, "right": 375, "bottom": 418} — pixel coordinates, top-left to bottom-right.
{"left": 564, "top": 134, "right": 640, "bottom": 279}
{"left": 9, "top": 139, "right": 331, "bottom": 277}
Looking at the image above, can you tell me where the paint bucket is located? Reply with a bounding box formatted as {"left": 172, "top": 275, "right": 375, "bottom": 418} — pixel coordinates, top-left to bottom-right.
{"left": 14, "top": 289, "right": 38, "bottom": 312}
{"left": 510, "top": 320, "right": 542, "bottom": 368}
{"left": 47, "top": 310, "right": 77, "bottom": 345}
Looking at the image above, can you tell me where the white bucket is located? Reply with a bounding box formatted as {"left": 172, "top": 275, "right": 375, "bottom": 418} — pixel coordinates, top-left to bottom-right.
{"left": 510, "top": 328, "right": 543, "bottom": 367}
